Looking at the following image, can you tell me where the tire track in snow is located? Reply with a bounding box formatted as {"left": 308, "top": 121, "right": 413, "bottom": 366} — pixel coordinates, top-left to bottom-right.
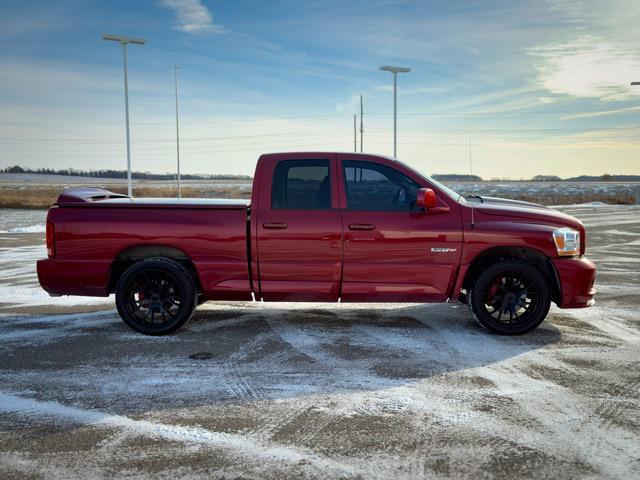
{"left": 0, "top": 391, "right": 361, "bottom": 478}
{"left": 223, "top": 325, "right": 276, "bottom": 400}
{"left": 245, "top": 315, "right": 355, "bottom": 441}
{"left": 0, "top": 310, "right": 119, "bottom": 344}
{"left": 480, "top": 360, "right": 640, "bottom": 478}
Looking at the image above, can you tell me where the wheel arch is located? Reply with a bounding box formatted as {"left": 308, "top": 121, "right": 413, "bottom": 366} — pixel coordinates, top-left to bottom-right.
{"left": 461, "top": 245, "right": 561, "bottom": 306}
{"left": 108, "top": 244, "right": 202, "bottom": 294}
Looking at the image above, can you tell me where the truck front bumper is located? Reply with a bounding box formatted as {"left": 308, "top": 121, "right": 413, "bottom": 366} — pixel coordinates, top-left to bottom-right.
{"left": 551, "top": 256, "right": 596, "bottom": 308}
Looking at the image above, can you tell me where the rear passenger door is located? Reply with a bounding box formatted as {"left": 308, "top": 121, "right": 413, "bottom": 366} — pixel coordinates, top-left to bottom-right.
{"left": 255, "top": 155, "right": 343, "bottom": 301}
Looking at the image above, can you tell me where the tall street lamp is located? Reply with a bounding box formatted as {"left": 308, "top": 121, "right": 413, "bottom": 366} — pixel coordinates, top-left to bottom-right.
{"left": 631, "top": 82, "right": 639, "bottom": 204}
{"left": 174, "top": 65, "right": 181, "bottom": 198}
{"left": 102, "top": 34, "right": 146, "bottom": 197}
{"left": 379, "top": 65, "right": 411, "bottom": 158}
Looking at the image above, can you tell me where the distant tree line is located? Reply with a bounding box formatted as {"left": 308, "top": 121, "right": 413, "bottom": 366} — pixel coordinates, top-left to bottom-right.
{"left": 433, "top": 173, "right": 640, "bottom": 182}
{"left": 2, "top": 165, "right": 638, "bottom": 182}
{"left": 432, "top": 174, "right": 483, "bottom": 182}
{"left": 531, "top": 175, "right": 562, "bottom": 182}
{"left": 1, "top": 165, "right": 252, "bottom": 181}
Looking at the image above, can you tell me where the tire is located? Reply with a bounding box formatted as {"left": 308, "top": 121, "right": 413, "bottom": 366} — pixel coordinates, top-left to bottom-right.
{"left": 469, "top": 260, "right": 550, "bottom": 335}
{"left": 115, "top": 257, "right": 197, "bottom": 335}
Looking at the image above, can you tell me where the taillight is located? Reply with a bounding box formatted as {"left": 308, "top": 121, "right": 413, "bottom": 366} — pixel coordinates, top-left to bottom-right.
{"left": 46, "top": 221, "right": 55, "bottom": 258}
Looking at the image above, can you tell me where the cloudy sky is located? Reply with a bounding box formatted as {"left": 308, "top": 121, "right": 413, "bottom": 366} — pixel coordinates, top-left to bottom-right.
{"left": 1, "top": 0, "right": 639, "bottom": 178}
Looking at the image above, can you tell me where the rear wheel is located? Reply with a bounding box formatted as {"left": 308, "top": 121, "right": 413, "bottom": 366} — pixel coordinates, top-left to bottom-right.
{"left": 469, "top": 260, "right": 550, "bottom": 335}
{"left": 115, "top": 257, "right": 197, "bottom": 335}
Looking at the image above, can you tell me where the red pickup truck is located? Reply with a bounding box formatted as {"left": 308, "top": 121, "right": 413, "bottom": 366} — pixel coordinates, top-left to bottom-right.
{"left": 38, "top": 152, "right": 595, "bottom": 336}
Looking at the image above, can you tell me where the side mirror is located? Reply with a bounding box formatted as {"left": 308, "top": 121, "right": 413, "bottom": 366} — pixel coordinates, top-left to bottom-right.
{"left": 416, "top": 188, "right": 437, "bottom": 210}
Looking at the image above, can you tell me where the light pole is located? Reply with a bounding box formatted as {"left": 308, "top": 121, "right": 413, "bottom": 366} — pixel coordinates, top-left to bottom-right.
{"left": 174, "top": 66, "right": 181, "bottom": 198}
{"left": 379, "top": 65, "right": 411, "bottom": 158}
{"left": 102, "top": 34, "right": 146, "bottom": 197}
{"left": 631, "top": 82, "right": 639, "bottom": 204}
{"left": 360, "top": 94, "right": 364, "bottom": 152}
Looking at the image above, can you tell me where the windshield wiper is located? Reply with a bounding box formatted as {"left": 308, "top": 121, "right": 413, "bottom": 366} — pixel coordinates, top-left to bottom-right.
{"left": 465, "top": 194, "right": 484, "bottom": 203}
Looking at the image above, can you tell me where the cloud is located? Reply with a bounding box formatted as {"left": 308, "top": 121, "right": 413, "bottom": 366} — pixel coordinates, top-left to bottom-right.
{"left": 561, "top": 106, "right": 640, "bottom": 121}
{"left": 530, "top": 36, "right": 640, "bottom": 101}
{"left": 335, "top": 94, "right": 361, "bottom": 113}
{"left": 159, "top": 0, "right": 226, "bottom": 34}
{"left": 373, "top": 85, "right": 446, "bottom": 95}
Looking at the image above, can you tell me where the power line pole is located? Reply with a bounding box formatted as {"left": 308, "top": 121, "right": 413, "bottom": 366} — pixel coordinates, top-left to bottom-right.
{"left": 468, "top": 138, "right": 473, "bottom": 176}
{"left": 174, "top": 65, "right": 181, "bottom": 198}
{"left": 353, "top": 115, "right": 357, "bottom": 152}
{"left": 360, "top": 94, "right": 364, "bottom": 152}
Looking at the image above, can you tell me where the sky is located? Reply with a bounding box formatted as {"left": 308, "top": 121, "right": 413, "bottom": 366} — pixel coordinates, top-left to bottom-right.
{"left": 1, "top": 0, "right": 639, "bottom": 179}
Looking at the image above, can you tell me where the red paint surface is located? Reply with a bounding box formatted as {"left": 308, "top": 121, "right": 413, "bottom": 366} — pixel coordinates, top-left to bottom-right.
{"left": 551, "top": 257, "right": 597, "bottom": 308}
{"left": 37, "top": 152, "right": 596, "bottom": 309}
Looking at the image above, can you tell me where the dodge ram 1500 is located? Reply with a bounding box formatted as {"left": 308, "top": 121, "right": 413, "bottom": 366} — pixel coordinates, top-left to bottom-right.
{"left": 38, "top": 152, "right": 596, "bottom": 335}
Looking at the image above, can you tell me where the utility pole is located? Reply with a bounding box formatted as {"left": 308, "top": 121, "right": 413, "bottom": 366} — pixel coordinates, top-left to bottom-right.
{"left": 174, "top": 65, "right": 181, "bottom": 198}
{"left": 353, "top": 115, "right": 357, "bottom": 152}
{"left": 360, "top": 94, "right": 364, "bottom": 152}
{"left": 102, "top": 34, "right": 146, "bottom": 198}
{"left": 379, "top": 66, "right": 411, "bottom": 158}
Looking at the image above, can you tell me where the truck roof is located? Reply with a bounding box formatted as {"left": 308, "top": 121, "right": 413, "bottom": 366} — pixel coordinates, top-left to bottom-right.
{"left": 258, "top": 152, "right": 396, "bottom": 161}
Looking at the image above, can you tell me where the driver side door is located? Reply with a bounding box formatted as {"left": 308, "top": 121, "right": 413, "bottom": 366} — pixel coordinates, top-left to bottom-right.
{"left": 338, "top": 157, "right": 462, "bottom": 302}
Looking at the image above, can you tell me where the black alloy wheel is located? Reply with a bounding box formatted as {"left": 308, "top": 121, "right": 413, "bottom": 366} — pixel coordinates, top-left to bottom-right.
{"left": 469, "top": 260, "right": 551, "bottom": 335}
{"left": 115, "top": 257, "right": 197, "bottom": 335}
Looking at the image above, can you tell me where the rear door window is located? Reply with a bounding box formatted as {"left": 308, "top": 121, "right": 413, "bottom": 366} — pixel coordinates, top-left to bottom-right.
{"left": 271, "top": 159, "right": 331, "bottom": 209}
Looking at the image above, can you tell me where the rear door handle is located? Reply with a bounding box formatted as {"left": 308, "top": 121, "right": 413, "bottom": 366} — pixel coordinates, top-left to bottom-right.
{"left": 349, "top": 223, "right": 376, "bottom": 231}
{"left": 263, "top": 222, "right": 288, "bottom": 229}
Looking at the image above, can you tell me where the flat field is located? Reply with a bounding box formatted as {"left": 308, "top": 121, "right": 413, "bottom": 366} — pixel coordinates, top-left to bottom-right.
{"left": 0, "top": 205, "right": 638, "bottom": 479}
{"left": 1, "top": 173, "right": 637, "bottom": 208}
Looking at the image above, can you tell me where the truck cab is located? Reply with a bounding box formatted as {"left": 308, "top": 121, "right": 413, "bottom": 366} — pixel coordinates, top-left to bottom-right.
{"left": 252, "top": 152, "right": 463, "bottom": 303}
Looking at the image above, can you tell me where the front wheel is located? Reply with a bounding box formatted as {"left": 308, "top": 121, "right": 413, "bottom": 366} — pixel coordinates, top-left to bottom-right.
{"left": 115, "top": 257, "right": 197, "bottom": 335}
{"left": 469, "top": 260, "right": 551, "bottom": 335}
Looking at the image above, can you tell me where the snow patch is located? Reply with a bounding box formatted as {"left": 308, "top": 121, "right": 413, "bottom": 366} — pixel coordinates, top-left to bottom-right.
{"left": 551, "top": 201, "right": 610, "bottom": 208}
{"left": 0, "top": 244, "right": 112, "bottom": 307}
{"left": 2, "top": 225, "right": 46, "bottom": 234}
{"left": 0, "top": 391, "right": 356, "bottom": 475}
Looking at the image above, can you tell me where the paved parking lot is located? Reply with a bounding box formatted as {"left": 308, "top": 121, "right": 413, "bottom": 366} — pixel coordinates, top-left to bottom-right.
{"left": 1, "top": 205, "right": 639, "bottom": 479}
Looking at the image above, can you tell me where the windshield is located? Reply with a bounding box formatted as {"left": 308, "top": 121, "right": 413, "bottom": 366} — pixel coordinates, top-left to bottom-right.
{"left": 395, "top": 159, "right": 462, "bottom": 202}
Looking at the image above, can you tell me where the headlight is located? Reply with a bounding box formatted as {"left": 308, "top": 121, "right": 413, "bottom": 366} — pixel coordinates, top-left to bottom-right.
{"left": 553, "top": 227, "right": 580, "bottom": 256}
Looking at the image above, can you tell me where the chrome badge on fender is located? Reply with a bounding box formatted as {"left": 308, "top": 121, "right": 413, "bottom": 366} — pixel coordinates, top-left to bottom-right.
{"left": 431, "top": 248, "right": 457, "bottom": 253}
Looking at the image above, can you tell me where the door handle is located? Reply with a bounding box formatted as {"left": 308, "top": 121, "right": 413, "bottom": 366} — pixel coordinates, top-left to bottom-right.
{"left": 263, "top": 222, "right": 288, "bottom": 229}
{"left": 349, "top": 223, "right": 376, "bottom": 231}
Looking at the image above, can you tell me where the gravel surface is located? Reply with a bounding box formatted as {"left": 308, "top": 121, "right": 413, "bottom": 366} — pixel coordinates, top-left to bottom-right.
{"left": 0, "top": 205, "right": 638, "bottom": 479}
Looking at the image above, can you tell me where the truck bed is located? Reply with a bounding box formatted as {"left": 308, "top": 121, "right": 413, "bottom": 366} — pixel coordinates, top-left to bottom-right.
{"left": 38, "top": 188, "right": 252, "bottom": 300}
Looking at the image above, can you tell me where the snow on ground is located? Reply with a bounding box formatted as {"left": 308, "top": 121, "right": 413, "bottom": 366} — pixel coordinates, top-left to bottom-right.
{"left": 449, "top": 181, "right": 639, "bottom": 203}
{"left": 0, "top": 209, "right": 47, "bottom": 232}
{"left": 0, "top": 242, "right": 112, "bottom": 308}
{"left": 0, "top": 206, "right": 638, "bottom": 479}
{"left": 551, "top": 201, "right": 610, "bottom": 208}
{"left": 1, "top": 225, "right": 46, "bottom": 233}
